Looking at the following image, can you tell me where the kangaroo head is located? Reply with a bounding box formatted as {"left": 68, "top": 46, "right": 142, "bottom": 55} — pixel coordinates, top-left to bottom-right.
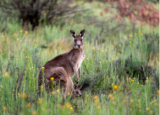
{"left": 70, "top": 29, "right": 85, "bottom": 49}
{"left": 73, "top": 89, "right": 82, "bottom": 97}
{"left": 73, "top": 85, "right": 82, "bottom": 97}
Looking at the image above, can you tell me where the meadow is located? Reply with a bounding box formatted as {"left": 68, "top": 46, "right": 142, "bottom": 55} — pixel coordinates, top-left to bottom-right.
{"left": 0, "top": 1, "right": 159, "bottom": 115}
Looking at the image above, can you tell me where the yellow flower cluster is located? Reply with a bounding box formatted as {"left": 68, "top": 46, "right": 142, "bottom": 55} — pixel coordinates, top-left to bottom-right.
{"left": 108, "top": 94, "right": 115, "bottom": 100}
{"left": 26, "top": 56, "right": 30, "bottom": 59}
{"left": 93, "top": 95, "right": 99, "bottom": 104}
{"left": 19, "top": 93, "right": 27, "bottom": 99}
{"left": 63, "top": 102, "right": 73, "bottom": 111}
{"left": 38, "top": 98, "right": 43, "bottom": 104}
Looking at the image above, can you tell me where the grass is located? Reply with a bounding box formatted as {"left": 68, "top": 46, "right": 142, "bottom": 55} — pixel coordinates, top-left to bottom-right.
{"left": 0, "top": 1, "right": 159, "bottom": 115}
{"left": 0, "top": 24, "right": 159, "bottom": 115}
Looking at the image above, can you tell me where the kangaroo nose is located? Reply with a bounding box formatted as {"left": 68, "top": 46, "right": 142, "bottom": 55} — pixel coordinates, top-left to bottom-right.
{"left": 79, "top": 94, "right": 82, "bottom": 97}
{"left": 78, "top": 45, "right": 80, "bottom": 48}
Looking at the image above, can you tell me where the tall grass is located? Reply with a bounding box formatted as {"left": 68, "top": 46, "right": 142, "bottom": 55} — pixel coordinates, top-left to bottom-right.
{"left": 0, "top": 23, "right": 159, "bottom": 115}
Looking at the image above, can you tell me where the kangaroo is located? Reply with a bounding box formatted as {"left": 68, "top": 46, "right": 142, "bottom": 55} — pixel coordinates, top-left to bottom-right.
{"left": 38, "top": 29, "right": 85, "bottom": 97}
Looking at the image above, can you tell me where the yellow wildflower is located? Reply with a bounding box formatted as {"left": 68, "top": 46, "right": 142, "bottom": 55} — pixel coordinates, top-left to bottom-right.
{"left": 157, "top": 90, "right": 159, "bottom": 94}
{"left": 119, "top": 44, "right": 121, "bottom": 47}
{"left": 27, "top": 103, "right": 31, "bottom": 107}
{"left": 149, "top": 111, "right": 153, "bottom": 114}
{"left": 69, "top": 107, "right": 73, "bottom": 111}
{"left": 123, "top": 100, "right": 126, "bottom": 103}
{"left": 56, "top": 89, "right": 60, "bottom": 93}
{"left": 13, "top": 33, "right": 17, "bottom": 36}
{"left": 94, "top": 99, "right": 98, "bottom": 103}
{"left": 86, "top": 94, "right": 89, "bottom": 98}
{"left": 139, "top": 31, "right": 141, "bottom": 34}
{"left": 146, "top": 107, "right": 149, "bottom": 111}
{"left": 38, "top": 98, "right": 43, "bottom": 104}
{"left": 4, "top": 72, "right": 9, "bottom": 77}
{"left": 41, "top": 67, "right": 45, "bottom": 70}
{"left": 136, "top": 104, "right": 139, "bottom": 108}
{"left": 32, "top": 111, "right": 37, "bottom": 115}
{"left": 155, "top": 103, "right": 158, "bottom": 106}
{"left": 111, "top": 97, "right": 115, "bottom": 100}
{"left": 113, "top": 85, "right": 118, "bottom": 90}
{"left": 40, "top": 85, "right": 44, "bottom": 89}
{"left": 3, "top": 106, "right": 7, "bottom": 111}
{"left": 25, "top": 31, "right": 28, "bottom": 34}
{"left": 50, "top": 77, "right": 54, "bottom": 81}
{"left": 93, "top": 95, "right": 98, "bottom": 100}
{"left": 26, "top": 56, "right": 30, "bottom": 59}
{"left": 51, "top": 91, "right": 54, "bottom": 95}
{"left": 130, "top": 99, "right": 133, "bottom": 103}
{"left": 20, "top": 30, "right": 23, "bottom": 33}
{"left": 108, "top": 94, "right": 113, "bottom": 98}
{"left": 92, "top": 47, "right": 95, "bottom": 50}
{"left": 19, "top": 93, "right": 27, "bottom": 99}
{"left": 129, "top": 34, "right": 132, "bottom": 37}
{"left": 97, "top": 106, "right": 101, "bottom": 109}
{"left": 65, "top": 102, "right": 71, "bottom": 108}
{"left": 67, "top": 93, "right": 70, "bottom": 96}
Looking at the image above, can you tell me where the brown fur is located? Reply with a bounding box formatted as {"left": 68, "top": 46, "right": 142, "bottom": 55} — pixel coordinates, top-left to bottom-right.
{"left": 38, "top": 29, "right": 85, "bottom": 97}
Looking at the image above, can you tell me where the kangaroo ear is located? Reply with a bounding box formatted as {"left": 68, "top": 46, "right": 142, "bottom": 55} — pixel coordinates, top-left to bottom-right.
{"left": 79, "top": 29, "right": 85, "bottom": 37}
{"left": 75, "top": 85, "right": 83, "bottom": 90}
{"left": 70, "top": 30, "right": 76, "bottom": 38}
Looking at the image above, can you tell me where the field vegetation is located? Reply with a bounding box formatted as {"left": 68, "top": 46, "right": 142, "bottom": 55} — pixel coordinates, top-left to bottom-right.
{"left": 0, "top": 0, "right": 159, "bottom": 115}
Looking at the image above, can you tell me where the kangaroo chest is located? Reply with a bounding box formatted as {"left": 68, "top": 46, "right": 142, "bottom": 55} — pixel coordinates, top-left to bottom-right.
{"left": 73, "top": 52, "right": 85, "bottom": 72}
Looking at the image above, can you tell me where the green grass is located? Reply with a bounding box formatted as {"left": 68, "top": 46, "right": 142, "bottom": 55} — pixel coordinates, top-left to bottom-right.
{"left": 0, "top": 24, "right": 159, "bottom": 115}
